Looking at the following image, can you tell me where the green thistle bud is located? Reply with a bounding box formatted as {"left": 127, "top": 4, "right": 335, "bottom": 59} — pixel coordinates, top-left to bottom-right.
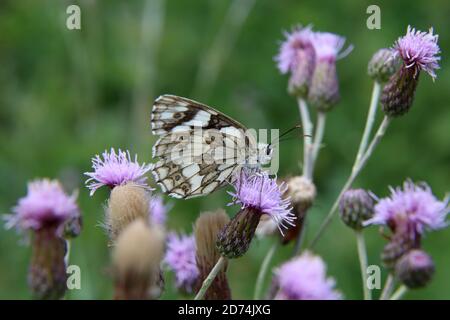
{"left": 339, "top": 189, "right": 374, "bottom": 230}
{"left": 367, "top": 48, "right": 399, "bottom": 83}
{"left": 216, "top": 208, "right": 261, "bottom": 259}
{"left": 395, "top": 249, "right": 435, "bottom": 289}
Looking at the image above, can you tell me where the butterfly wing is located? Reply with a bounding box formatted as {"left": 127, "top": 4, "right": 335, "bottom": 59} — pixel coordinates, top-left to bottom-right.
{"left": 150, "top": 95, "right": 249, "bottom": 199}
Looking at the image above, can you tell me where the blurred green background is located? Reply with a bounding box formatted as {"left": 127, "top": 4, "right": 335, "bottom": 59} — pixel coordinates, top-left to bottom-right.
{"left": 0, "top": 0, "right": 449, "bottom": 299}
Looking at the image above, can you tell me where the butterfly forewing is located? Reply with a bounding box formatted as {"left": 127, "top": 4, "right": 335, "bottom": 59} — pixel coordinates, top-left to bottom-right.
{"left": 150, "top": 95, "right": 250, "bottom": 199}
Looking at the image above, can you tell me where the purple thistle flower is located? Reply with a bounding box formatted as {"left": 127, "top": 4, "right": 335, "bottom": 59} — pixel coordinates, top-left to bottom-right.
{"left": 275, "top": 26, "right": 315, "bottom": 74}
{"left": 84, "top": 148, "right": 152, "bottom": 196}
{"left": 364, "top": 180, "right": 449, "bottom": 240}
{"left": 149, "top": 195, "right": 169, "bottom": 226}
{"left": 310, "top": 32, "right": 353, "bottom": 62}
{"left": 274, "top": 251, "right": 342, "bottom": 300}
{"left": 5, "top": 179, "right": 79, "bottom": 234}
{"left": 164, "top": 232, "right": 199, "bottom": 293}
{"left": 228, "top": 169, "right": 295, "bottom": 234}
{"left": 393, "top": 25, "right": 440, "bottom": 79}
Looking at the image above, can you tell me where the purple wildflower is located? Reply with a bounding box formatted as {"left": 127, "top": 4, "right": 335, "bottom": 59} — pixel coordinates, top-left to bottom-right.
{"left": 393, "top": 26, "right": 440, "bottom": 79}
{"left": 5, "top": 179, "right": 79, "bottom": 234}
{"left": 149, "top": 195, "right": 169, "bottom": 226}
{"left": 311, "top": 32, "right": 353, "bottom": 62}
{"left": 228, "top": 169, "right": 295, "bottom": 234}
{"left": 365, "top": 180, "right": 448, "bottom": 239}
{"left": 164, "top": 232, "right": 199, "bottom": 293}
{"left": 274, "top": 251, "right": 342, "bottom": 300}
{"left": 84, "top": 148, "right": 152, "bottom": 196}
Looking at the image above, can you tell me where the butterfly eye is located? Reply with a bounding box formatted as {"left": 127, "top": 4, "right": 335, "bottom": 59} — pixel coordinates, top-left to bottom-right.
{"left": 266, "top": 146, "right": 272, "bottom": 155}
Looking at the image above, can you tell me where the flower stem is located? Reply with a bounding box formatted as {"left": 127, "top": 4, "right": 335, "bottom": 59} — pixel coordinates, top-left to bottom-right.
{"left": 254, "top": 243, "right": 277, "bottom": 300}
{"left": 297, "top": 98, "right": 313, "bottom": 179}
{"left": 380, "top": 274, "right": 395, "bottom": 300}
{"left": 310, "top": 111, "right": 327, "bottom": 177}
{"left": 355, "top": 231, "right": 371, "bottom": 300}
{"left": 390, "top": 285, "right": 408, "bottom": 300}
{"left": 194, "top": 256, "right": 227, "bottom": 300}
{"left": 309, "top": 116, "right": 391, "bottom": 249}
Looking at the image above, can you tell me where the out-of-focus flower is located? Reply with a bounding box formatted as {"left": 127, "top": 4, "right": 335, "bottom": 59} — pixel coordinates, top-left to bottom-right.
{"left": 5, "top": 179, "right": 80, "bottom": 300}
{"left": 194, "top": 210, "right": 231, "bottom": 300}
{"left": 395, "top": 249, "right": 435, "bottom": 289}
{"left": 275, "top": 26, "right": 316, "bottom": 97}
{"left": 106, "top": 183, "right": 150, "bottom": 241}
{"left": 164, "top": 232, "right": 199, "bottom": 293}
{"left": 367, "top": 48, "right": 399, "bottom": 83}
{"left": 308, "top": 32, "right": 352, "bottom": 112}
{"left": 339, "top": 189, "right": 375, "bottom": 230}
{"left": 381, "top": 26, "right": 440, "bottom": 117}
{"left": 113, "top": 219, "right": 165, "bottom": 300}
{"left": 217, "top": 169, "right": 295, "bottom": 258}
{"left": 149, "top": 195, "right": 169, "bottom": 226}
{"left": 273, "top": 251, "right": 342, "bottom": 300}
{"left": 364, "top": 180, "right": 448, "bottom": 241}
{"left": 84, "top": 148, "right": 152, "bottom": 196}
{"left": 5, "top": 179, "right": 79, "bottom": 234}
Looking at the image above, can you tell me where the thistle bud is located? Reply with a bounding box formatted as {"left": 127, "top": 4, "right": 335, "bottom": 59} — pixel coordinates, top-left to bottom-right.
{"left": 395, "top": 249, "right": 435, "bottom": 289}
{"left": 194, "top": 210, "right": 231, "bottom": 300}
{"left": 367, "top": 48, "right": 399, "bottom": 83}
{"left": 339, "top": 189, "right": 374, "bottom": 230}
{"left": 112, "top": 219, "right": 165, "bottom": 299}
{"left": 106, "top": 183, "right": 150, "bottom": 241}
{"left": 381, "top": 233, "right": 416, "bottom": 269}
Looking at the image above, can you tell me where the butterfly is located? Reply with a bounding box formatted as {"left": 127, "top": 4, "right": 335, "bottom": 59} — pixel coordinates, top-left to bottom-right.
{"left": 150, "top": 95, "right": 273, "bottom": 199}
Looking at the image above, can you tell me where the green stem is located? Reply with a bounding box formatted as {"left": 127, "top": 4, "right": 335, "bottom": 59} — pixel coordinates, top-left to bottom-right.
{"left": 309, "top": 116, "right": 391, "bottom": 249}
{"left": 253, "top": 243, "right": 277, "bottom": 300}
{"left": 390, "top": 285, "right": 408, "bottom": 300}
{"left": 297, "top": 98, "right": 313, "bottom": 179}
{"left": 355, "top": 231, "right": 371, "bottom": 300}
{"left": 380, "top": 274, "right": 395, "bottom": 300}
{"left": 309, "top": 111, "right": 327, "bottom": 178}
{"left": 194, "top": 256, "right": 227, "bottom": 300}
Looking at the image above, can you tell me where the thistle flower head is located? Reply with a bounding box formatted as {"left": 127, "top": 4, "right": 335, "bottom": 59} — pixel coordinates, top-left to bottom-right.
{"left": 275, "top": 25, "right": 315, "bottom": 74}
{"left": 228, "top": 169, "right": 295, "bottom": 233}
{"left": 393, "top": 26, "right": 440, "bottom": 79}
{"left": 311, "top": 32, "right": 352, "bottom": 62}
{"left": 274, "top": 251, "right": 342, "bottom": 300}
{"left": 395, "top": 249, "right": 435, "bottom": 289}
{"left": 6, "top": 179, "right": 79, "bottom": 234}
{"left": 149, "top": 195, "right": 169, "bottom": 226}
{"left": 365, "top": 180, "right": 448, "bottom": 240}
{"left": 164, "top": 232, "right": 199, "bottom": 293}
{"left": 84, "top": 148, "right": 152, "bottom": 196}
{"left": 339, "top": 188, "right": 375, "bottom": 230}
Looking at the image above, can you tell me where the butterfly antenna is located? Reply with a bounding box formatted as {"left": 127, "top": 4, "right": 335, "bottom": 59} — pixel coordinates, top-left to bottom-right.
{"left": 270, "top": 124, "right": 303, "bottom": 146}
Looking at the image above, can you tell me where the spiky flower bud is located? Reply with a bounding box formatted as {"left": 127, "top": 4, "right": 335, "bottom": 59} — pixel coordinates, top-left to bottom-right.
{"left": 217, "top": 169, "right": 295, "bottom": 258}
{"left": 112, "top": 219, "right": 165, "bottom": 300}
{"left": 381, "top": 233, "right": 417, "bottom": 269}
{"left": 194, "top": 210, "right": 231, "bottom": 300}
{"left": 308, "top": 32, "right": 352, "bottom": 112}
{"left": 106, "top": 182, "right": 150, "bottom": 241}
{"left": 395, "top": 249, "right": 435, "bottom": 289}
{"left": 339, "top": 189, "right": 374, "bottom": 230}
{"left": 381, "top": 26, "right": 440, "bottom": 117}
{"left": 368, "top": 48, "right": 399, "bottom": 83}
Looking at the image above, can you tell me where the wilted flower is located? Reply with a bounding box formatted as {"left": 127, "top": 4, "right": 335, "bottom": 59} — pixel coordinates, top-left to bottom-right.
{"left": 275, "top": 26, "right": 316, "bottom": 97}
{"left": 165, "top": 232, "right": 199, "bottom": 293}
{"left": 381, "top": 26, "right": 440, "bottom": 116}
{"left": 395, "top": 249, "right": 435, "bottom": 289}
{"left": 308, "top": 31, "right": 352, "bottom": 111}
{"left": 149, "top": 195, "right": 169, "bottom": 226}
{"left": 339, "top": 188, "right": 375, "bottom": 230}
{"left": 84, "top": 148, "right": 152, "bottom": 196}
{"left": 273, "top": 251, "right": 342, "bottom": 300}
{"left": 364, "top": 180, "right": 448, "bottom": 241}
{"left": 113, "top": 219, "right": 165, "bottom": 299}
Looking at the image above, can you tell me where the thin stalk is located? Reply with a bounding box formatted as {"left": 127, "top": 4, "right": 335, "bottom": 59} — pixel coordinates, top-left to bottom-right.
{"left": 310, "top": 111, "right": 327, "bottom": 176}
{"left": 380, "top": 274, "right": 395, "bottom": 300}
{"left": 309, "top": 116, "right": 391, "bottom": 248}
{"left": 64, "top": 240, "right": 71, "bottom": 266}
{"left": 254, "top": 243, "right": 277, "bottom": 300}
{"left": 298, "top": 98, "right": 313, "bottom": 178}
{"left": 390, "top": 285, "right": 408, "bottom": 300}
{"left": 194, "top": 256, "right": 227, "bottom": 300}
{"left": 355, "top": 231, "right": 371, "bottom": 300}
{"left": 355, "top": 82, "right": 381, "bottom": 164}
